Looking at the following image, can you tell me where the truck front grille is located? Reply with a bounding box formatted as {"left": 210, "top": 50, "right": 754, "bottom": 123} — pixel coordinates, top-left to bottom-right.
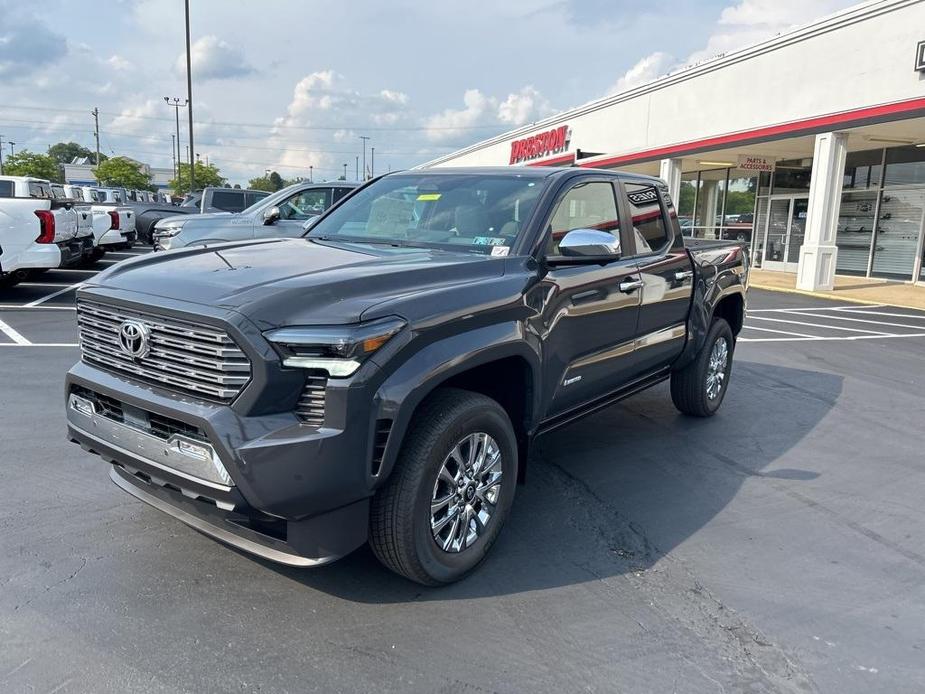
{"left": 76, "top": 300, "right": 251, "bottom": 402}
{"left": 296, "top": 372, "right": 327, "bottom": 426}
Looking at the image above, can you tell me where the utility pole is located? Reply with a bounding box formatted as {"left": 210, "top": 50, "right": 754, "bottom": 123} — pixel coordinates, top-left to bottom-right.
{"left": 359, "top": 135, "right": 370, "bottom": 181}
{"left": 164, "top": 97, "right": 187, "bottom": 186}
{"left": 170, "top": 134, "right": 176, "bottom": 180}
{"left": 370, "top": 147, "right": 375, "bottom": 178}
{"left": 91, "top": 108, "right": 101, "bottom": 181}
{"left": 0, "top": 134, "right": 4, "bottom": 175}
{"left": 355, "top": 156, "right": 359, "bottom": 182}
{"left": 184, "top": 0, "right": 196, "bottom": 192}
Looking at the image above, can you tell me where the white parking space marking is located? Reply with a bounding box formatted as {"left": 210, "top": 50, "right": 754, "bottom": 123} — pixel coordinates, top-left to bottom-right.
{"left": 748, "top": 315, "right": 890, "bottom": 335}
{"left": 0, "top": 317, "right": 31, "bottom": 345}
{"left": 24, "top": 281, "right": 84, "bottom": 307}
{"left": 741, "top": 304, "right": 925, "bottom": 343}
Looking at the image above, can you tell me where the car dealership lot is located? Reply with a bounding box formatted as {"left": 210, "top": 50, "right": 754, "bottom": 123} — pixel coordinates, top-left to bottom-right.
{"left": 1, "top": 261, "right": 924, "bottom": 693}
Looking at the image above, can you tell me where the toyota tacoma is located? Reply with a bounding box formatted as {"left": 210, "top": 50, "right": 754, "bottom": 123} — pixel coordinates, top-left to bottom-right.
{"left": 66, "top": 167, "right": 748, "bottom": 585}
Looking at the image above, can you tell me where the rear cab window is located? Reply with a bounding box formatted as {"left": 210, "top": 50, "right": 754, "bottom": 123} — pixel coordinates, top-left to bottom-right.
{"left": 210, "top": 191, "right": 246, "bottom": 212}
{"left": 0, "top": 181, "right": 13, "bottom": 198}
{"left": 29, "top": 182, "right": 52, "bottom": 199}
{"left": 624, "top": 182, "right": 670, "bottom": 255}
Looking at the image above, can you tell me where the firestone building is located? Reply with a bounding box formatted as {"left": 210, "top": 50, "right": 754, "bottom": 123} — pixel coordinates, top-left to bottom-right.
{"left": 423, "top": 0, "right": 925, "bottom": 290}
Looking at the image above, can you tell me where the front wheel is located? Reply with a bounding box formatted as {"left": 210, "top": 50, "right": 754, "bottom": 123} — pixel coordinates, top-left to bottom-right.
{"left": 671, "top": 318, "right": 734, "bottom": 417}
{"left": 369, "top": 388, "right": 517, "bottom": 585}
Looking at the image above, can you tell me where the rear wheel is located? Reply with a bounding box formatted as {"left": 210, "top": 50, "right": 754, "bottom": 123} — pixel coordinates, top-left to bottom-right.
{"left": 369, "top": 388, "right": 517, "bottom": 585}
{"left": 671, "top": 318, "right": 734, "bottom": 417}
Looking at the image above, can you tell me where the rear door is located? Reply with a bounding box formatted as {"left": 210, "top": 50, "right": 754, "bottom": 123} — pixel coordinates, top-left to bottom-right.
{"left": 532, "top": 176, "right": 643, "bottom": 418}
{"left": 621, "top": 180, "right": 694, "bottom": 374}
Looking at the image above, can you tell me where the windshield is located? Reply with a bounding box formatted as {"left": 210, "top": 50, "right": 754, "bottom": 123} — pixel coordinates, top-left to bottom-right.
{"left": 239, "top": 183, "right": 309, "bottom": 216}
{"left": 306, "top": 173, "right": 546, "bottom": 254}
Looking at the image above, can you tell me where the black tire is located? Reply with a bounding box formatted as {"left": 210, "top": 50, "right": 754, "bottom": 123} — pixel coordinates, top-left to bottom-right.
{"left": 369, "top": 388, "right": 517, "bottom": 585}
{"left": 671, "top": 318, "right": 735, "bottom": 417}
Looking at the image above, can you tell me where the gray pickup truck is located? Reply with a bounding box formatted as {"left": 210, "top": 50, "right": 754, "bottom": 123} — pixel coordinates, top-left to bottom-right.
{"left": 66, "top": 167, "right": 747, "bottom": 585}
{"left": 152, "top": 181, "right": 358, "bottom": 250}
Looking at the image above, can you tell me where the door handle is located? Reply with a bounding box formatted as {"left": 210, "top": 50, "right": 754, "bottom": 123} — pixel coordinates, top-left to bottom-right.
{"left": 674, "top": 270, "right": 694, "bottom": 282}
{"left": 618, "top": 278, "right": 644, "bottom": 293}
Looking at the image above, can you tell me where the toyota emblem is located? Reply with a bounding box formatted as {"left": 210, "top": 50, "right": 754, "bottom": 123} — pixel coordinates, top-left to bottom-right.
{"left": 118, "top": 319, "right": 150, "bottom": 359}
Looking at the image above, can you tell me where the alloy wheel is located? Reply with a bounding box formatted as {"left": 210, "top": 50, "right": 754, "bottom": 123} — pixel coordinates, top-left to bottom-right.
{"left": 705, "top": 337, "right": 729, "bottom": 400}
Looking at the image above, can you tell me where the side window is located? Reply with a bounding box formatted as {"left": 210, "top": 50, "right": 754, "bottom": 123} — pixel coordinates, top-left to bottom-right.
{"left": 210, "top": 191, "right": 246, "bottom": 212}
{"left": 332, "top": 187, "right": 352, "bottom": 204}
{"left": 0, "top": 181, "right": 13, "bottom": 198}
{"left": 279, "top": 189, "right": 330, "bottom": 220}
{"left": 245, "top": 191, "right": 270, "bottom": 206}
{"left": 624, "top": 182, "right": 670, "bottom": 254}
{"left": 546, "top": 181, "right": 619, "bottom": 255}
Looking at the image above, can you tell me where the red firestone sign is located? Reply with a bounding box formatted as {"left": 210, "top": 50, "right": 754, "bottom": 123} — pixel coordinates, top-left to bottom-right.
{"left": 509, "top": 125, "right": 570, "bottom": 164}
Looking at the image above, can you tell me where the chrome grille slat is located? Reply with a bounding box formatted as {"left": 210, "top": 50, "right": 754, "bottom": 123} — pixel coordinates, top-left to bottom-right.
{"left": 296, "top": 373, "right": 327, "bottom": 427}
{"left": 77, "top": 300, "right": 252, "bottom": 402}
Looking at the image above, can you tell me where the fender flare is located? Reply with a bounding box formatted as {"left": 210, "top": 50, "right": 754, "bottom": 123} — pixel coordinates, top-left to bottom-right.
{"left": 370, "top": 321, "right": 542, "bottom": 484}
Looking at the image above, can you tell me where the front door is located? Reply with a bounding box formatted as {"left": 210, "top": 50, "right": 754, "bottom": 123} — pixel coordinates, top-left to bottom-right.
{"left": 761, "top": 196, "right": 809, "bottom": 271}
{"left": 531, "top": 178, "right": 642, "bottom": 418}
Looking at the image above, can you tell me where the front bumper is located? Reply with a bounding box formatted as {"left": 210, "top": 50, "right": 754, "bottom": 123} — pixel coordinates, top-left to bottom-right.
{"left": 65, "top": 353, "right": 374, "bottom": 566}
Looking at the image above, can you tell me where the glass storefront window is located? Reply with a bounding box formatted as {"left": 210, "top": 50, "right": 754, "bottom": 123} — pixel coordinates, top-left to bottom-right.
{"left": 843, "top": 149, "right": 883, "bottom": 190}
{"left": 692, "top": 169, "right": 726, "bottom": 238}
{"left": 835, "top": 190, "right": 878, "bottom": 275}
{"left": 719, "top": 170, "right": 758, "bottom": 243}
{"left": 871, "top": 189, "right": 925, "bottom": 278}
{"left": 677, "top": 172, "right": 698, "bottom": 235}
{"left": 883, "top": 146, "right": 925, "bottom": 187}
{"left": 758, "top": 171, "right": 772, "bottom": 197}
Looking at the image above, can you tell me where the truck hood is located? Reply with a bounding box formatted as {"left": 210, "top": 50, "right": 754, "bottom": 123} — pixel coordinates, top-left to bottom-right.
{"left": 87, "top": 238, "right": 506, "bottom": 327}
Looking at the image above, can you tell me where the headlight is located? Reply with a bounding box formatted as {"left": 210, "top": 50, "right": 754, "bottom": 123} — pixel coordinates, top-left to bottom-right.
{"left": 154, "top": 221, "right": 186, "bottom": 237}
{"left": 264, "top": 317, "right": 406, "bottom": 377}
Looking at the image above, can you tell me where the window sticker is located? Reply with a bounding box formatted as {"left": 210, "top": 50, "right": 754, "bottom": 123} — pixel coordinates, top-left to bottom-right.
{"left": 416, "top": 193, "right": 441, "bottom": 201}
{"left": 490, "top": 246, "right": 510, "bottom": 257}
{"left": 474, "top": 236, "right": 506, "bottom": 245}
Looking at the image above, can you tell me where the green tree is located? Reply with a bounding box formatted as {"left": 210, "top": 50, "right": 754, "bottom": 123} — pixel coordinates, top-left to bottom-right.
{"left": 47, "top": 141, "right": 105, "bottom": 165}
{"left": 169, "top": 161, "right": 227, "bottom": 195}
{"left": 3, "top": 151, "right": 62, "bottom": 182}
{"left": 248, "top": 170, "right": 289, "bottom": 192}
{"left": 94, "top": 156, "right": 153, "bottom": 190}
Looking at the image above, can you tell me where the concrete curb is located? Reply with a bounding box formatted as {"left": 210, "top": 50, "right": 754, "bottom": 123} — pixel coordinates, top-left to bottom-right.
{"left": 750, "top": 283, "right": 925, "bottom": 312}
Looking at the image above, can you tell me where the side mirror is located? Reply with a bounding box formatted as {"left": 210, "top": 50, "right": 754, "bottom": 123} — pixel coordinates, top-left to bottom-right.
{"left": 263, "top": 206, "right": 281, "bottom": 225}
{"left": 558, "top": 229, "right": 621, "bottom": 258}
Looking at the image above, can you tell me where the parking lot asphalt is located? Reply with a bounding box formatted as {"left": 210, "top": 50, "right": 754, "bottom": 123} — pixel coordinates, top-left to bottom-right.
{"left": 2, "top": 254, "right": 924, "bottom": 693}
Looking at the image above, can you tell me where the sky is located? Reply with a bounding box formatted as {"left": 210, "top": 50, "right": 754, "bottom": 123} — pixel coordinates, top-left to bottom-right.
{"left": 0, "top": 0, "right": 861, "bottom": 185}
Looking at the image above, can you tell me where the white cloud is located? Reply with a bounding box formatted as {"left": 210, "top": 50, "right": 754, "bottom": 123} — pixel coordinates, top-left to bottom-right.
{"left": 606, "top": 52, "right": 674, "bottom": 96}
{"left": 176, "top": 35, "right": 254, "bottom": 80}
{"left": 107, "top": 55, "right": 132, "bottom": 71}
{"left": 426, "top": 85, "right": 554, "bottom": 143}
{"left": 0, "top": 2, "right": 68, "bottom": 79}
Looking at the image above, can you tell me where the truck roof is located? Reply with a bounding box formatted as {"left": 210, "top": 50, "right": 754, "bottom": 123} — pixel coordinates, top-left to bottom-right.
{"left": 0, "top": 175, "right": 52, "bottom": 184}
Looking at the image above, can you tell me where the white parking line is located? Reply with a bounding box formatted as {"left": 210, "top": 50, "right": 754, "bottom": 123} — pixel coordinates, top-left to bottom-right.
{"left": 748, "top": 315, "right": 890, "bottom": 335}
{"left": 0, "top": 318, "right": 30, "bottom": 345}
{"left": 24, "top": 281, "right": 83, "bottom": 307}
{"left": 773, "top": 309, "right": 925, "bottom": 331}
{"left": 740, "top": 332, "right": 925, "bottom": 343}
{"left": 741, "top": 325, "right": 819, "bottom": 338}
{"left": 748, "top": 305, "right": 884, "bottom": 313}
{"left": 0, "top": 342, "right": 78, "bottom": 347}
{"left": 833, "top": 307, "right": 925, "bottom": 320}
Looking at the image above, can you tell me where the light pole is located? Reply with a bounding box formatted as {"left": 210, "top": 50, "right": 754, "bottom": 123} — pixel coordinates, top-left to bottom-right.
{"left": 9, "top": 141, "right": 15, "bottom": 157}
{"left": 184, "top": 0, "right": 195, "bottom": 192}
{"left": 170, "top": 134, "right": 176, "bottom": 180}
{"left": 370, "top": 147, "right": 375, "bottom": 178}
{"left": 343, "top": 163, "right": 347, "bottom": 181}
{"left": 164, "top": 97, "right": 186, "bottom": 184}
{"left": 0, "top": 134, "right": 4, "bottom": 175}
{"left": 309, "top": 165, "right": 313, "bottom": 183}
{"left": 359, "top": 135, "right": 370, "bottom": 180}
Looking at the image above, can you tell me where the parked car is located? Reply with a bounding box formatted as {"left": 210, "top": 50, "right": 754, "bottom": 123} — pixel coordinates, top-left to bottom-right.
{"left": 120, "top": 187, "right": 272, "bottom": 245}
{"left": 0, "top": 175, "right": 85, "bottom": 284}
{"left": 66, "top": 167, "right": 748, "bottom": 584}
{"left": 152, "top": 181, "right": 356, "bottom": 250}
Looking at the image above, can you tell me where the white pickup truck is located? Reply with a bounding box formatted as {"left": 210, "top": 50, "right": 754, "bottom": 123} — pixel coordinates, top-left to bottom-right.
{"left": 0, "top": 175, "right": 86, "bottom": 284}
{"left": 73, "top": 185, "right": 138, "bottom": 253}
{"left": 52, "top": 183, "right": 95, "bottom": 263}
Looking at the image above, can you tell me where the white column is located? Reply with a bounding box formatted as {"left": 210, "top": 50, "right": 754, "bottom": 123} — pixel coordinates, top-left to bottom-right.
{"left": 797, "top": 132, "right": 847, "bottom": 291}
{"left": 659, "top": 158, "right": 682, "bottom": 208}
